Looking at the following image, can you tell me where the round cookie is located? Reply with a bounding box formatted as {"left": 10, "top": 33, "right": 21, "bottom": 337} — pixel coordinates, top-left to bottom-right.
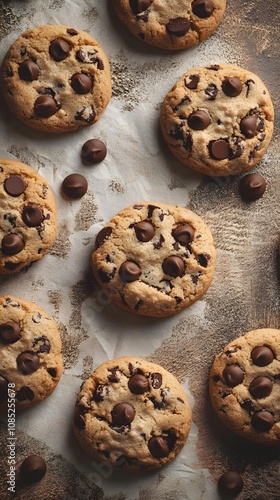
{"left": 160, "top": 64, "right": 274, "bottom": 176}
{"left": 0, "top": 159, "right": 57, "bottom": 274}
{"left": 73, "top": 357, "right": 192, "bottom": 471}
{"left": 112, "top": 0, "right": 226, "bottom": 51}
{"left": 91, "top": 202, "right": 216, "bottom": 317}
{"left": 209, "top": 329, "right": 280, "bottom": 446}
{"left": 0, "top": 295, "right": 63, "bottom": 410}
{"left": 0, "top": 25, "right": 111, "bottom": 133}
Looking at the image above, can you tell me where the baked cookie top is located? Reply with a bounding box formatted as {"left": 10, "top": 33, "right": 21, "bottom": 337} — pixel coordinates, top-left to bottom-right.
{"left": 0, "top": 159, "right": 57, "bottom": 274}
{"left": 160, "top": 64, "right": 274, "bottom": 176}
{"left": 209, "top": 329, "right": 280, "bottom": 446}
{"left": 91, "top": 202, "right": 216, "bottom": 317}
{"left": 73, "top": 357, "right": 192, "bottom": 471}
{"left": 112, "top": 0, "right": 226, "bottom": 51}
{"left": 0, "top": 295, "right": 63, "bottom": 410}
{"left": 0, "top": 25, "right": 111, "bottom": 133}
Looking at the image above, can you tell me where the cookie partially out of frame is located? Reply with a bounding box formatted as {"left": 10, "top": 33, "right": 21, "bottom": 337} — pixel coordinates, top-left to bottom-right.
{"left": 0, "top": 25, "right": 111, "bottom": 132}
{"left": 112, "top": 0, "right": 226, "bottom": 51}
{"left": 0, "top": 295, "right": 63, "bottom": 410}
{"left": 160, "top": 64, "right": 274, "bottom": 176}
{"left": 209, "top": 329, "right": 280, "bottom": 446}
{"left": 91, "top": 202, "right": 216, "bottom": 317}
{"left": 73, "top": 357, "right": 192, "bottom": 471}
{"left": 0, "top": 159, "right": 57, "bottom": 274}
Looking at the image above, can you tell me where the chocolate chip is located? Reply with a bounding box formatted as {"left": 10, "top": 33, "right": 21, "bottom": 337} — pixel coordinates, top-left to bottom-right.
{"left": 96, "top": 227, "right": 112, "bottom": 247}
{"left": 76, "top": 49, "right": 104, "bottom": 69}
{"left": 62, "top": 173, "right": 88, "bottom": 199}
{"left": 134, "top": 221, "right": 155, "bottom": 242}
{"left": 18, "top": 59, "right": 39, "bottom": 81}
{"left": 22, "top": 205, "right": 44, "bottom": 227}
{"left": 71, "top": 73, "right": 92, "bottom": 94}
{"left": 98, "top": 268, "right": 116, "bottom": 283}
{"left": 81, "top": 139, "right": 107, "bottom": 163}
{"left": 16, "top": 386, "right": 34, "bottom": 401}
{"left": 229, "top": 136, "right": 244, "bottom": 159}
{"left": 93, "top": 383, "right": 109, "bottom": 402}
{"left": 151, "top": 372, "right": 162, "bottom": 389}
{"left": 218, "top": 471, "right": 244, "bottom": 498}
{"left": 185, "top": 74, "right": 200, "bottom": 90}
{"left": 198, "top": 253, "right": 210, "bottom": 267}
{"left": 34, "top": 95, "right": 59, "bottom": 117}
{"left": 239, "top": 173, "right": 266, "bottom": 202}
{"left": 240, "top": 398, "right": 255, "bottom": 415}
{"left": 67, "top": 28, "right": 78, "bottom": 36}
{"left": 20, "top": 455, "right": 46, "bottom": 483}
{"left": 0, "top": 321, "right": 21, "bottom": 343}
{"left": 119, "top": 261, "right": 141, "bottom": 283}
{"left": 74, "top": 414, "right": 86, "bottom": 430}
{"left": 4, "top": 175, "right": 26, "bottom": 196}
{"left": 0, "top": 376, "right": 8, "bottom": 402}
{"left": 148, "top": 436, "right": 169, "bottom": 458}
{"left": 245, "top": 79, "right": 255, "bottom": 97}
{"left": 32, "top": 336, "right": 51, "bottom": 354}
{"left": 2, "top": 234, "right": 24, "bottom": 255}
{"left": 223, "top": 365, "right": 244, "bottom": 387}
{"left": 128, "top": 374, "right": 149, "bottom": 394}
{"left": 75, "top": 105, "right": 96, "bottom": 123}
{"left": 251, "top": 346, "right": 274, "bottom": 366}
{"left": 187, "top": 109, "right": 210, "bottom": 130}
{"left": 129, "top": 0, "right": 151, "bottom": 14}
{"left": 240, "top": 114, "right": 258, "bottom": 138}
{"left": 192, "top": 0, "right": 214, "bottom": 18}
{"left": 47, "top": 368, "right": 57, "bottom": 377}
{"left": 183, "top": 133, "right": 193, "bottom": 152}
{"left": 166, "top": 18, "right": 191, "bottom": 37}
{"left": 108, "top": 367, "right": 120, "bottom": 383}
{"left": 205, "top": 83, "right": 218, "bottom": 100}
{"left": 222, "top": 76, "right": 243, "bottom": 97}
{"left": 147, "top": 204, "right": 159, "bottom": 218}
{"left": 49, "top": 38, "right": 71, "bottom": 61}
{"left": 111, "top": 403, "right": 135, "bottom": 426}
{"left": 162, "top": 256, "right": 185, "bottom": 277}
{"left": 251, "top": 410, "right": 274, "bottom": 432}
{"left": 153, "top": 234, "right": 165, "bottom": 249}
{"left": 17, "top": 352, "right": 39, "bottom": 375}
{"left": 249, "top": 376, "right": 273, "bottom": 399}
{"left": 209, "top": 139, "right": 230, "bottom": 160}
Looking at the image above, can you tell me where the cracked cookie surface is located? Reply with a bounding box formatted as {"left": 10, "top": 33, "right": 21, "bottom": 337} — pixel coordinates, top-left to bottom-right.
{"left": 209, "top": 329, "right": 280, "bottom": 446}
{"left": 91, "top": 202, "right": 216, "bottom": 317}
{"left": 160, "top": 64, "right": 274, "bottom": 176}
{"left": 73, "top": 357, "right": 192, "bottom": 471}
{"left": 112, "top": 0, "right": 226, "bottom": 50}
{"left": 0, "top": 295, "right": 63, "bottom": 410}
{"left": 0, "top": 25, "right": 111, "bottom": 132}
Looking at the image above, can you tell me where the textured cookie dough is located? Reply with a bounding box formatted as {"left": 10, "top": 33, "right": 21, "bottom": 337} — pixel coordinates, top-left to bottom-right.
{"left": 0, "top": 295, "right": 63, "bottom": 410}
{"left": 91, "top": 202, "right": 216, "bottom": 317}
{"left": 160, "top": 64, "right": 274, "bottom": 176}
{"left": 209, "top": 329, "right": 280, "bottom": 446}
{"left": 73, "top": 357, "right": 192, "bottom": 471}
{"left": 0, "top": 25, "right": 111, "bottom": 132}
{"left": 0, "top": 159, "right": 57, "bottom": 274}
{"left": 112, "top": 0, "right": 226, "bottom": 51}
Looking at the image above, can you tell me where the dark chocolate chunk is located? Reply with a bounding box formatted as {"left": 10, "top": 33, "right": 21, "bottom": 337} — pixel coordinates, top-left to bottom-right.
{"left": 151, "top": 372, "right": 162, "bottom": 389}
{"left": 162, "top": 256, "right": 185, "bottom": 277}
{"left": 128, "top": 374, "right": 149, "bottom": 394}
{"left": 192, "top": 0, "right": 214, "bottom": 18}
{"left": 134, "top": 221, "right": 155, "bottom": 242}
{"left": 81, "top": 139, "right": 107, "bottom": 163}
{"left": 209, "top": 139, "right": 230, "bottom": 160}
{"left": 166, "top": 18, "right": 191, "bottom": 37}
{"left": 223, "top": 365, "right": 244, "bottom": 387}
{"left": 185, "top": 74, "right": 200, "bottom": 90}
{"left": 218, "top": 471, "right": 243, "bottom": 498}
{"left": 204, "top": 83, "right": 218, "bottom": 100}
{"left": 183, "top": 133, "right": 193, "bottom": 152}
{"left": 222, "top": 76, "right": 243, "bottom": 97}
{"left": 16, "top": 386, "right": 34, "bottom": 401}
{"left": 47, "top": 368, "right": 57, "bottom": 377}
{"left": 4, "top": 175, "right": 26, "bottom": 197}
{"left": 239, "top": 173, "right": 266, "bottom": 202}
{"left": 0, "top": 321, "right": 21, "bottom": 343}
{"left": 75, "top": 105, "right": 96, "bottom": 123}
{"left": 32, "top": 336, "right": 51, "bottom": 354}
{"left": 129, "top": 0, "right": 151, "bottom": 14}
{"left": 251, "top": 346, "right": 274, "bottom": 366}
{"left": 111, "top": 403, "right": 135, "bottom": 426}
{"left": 249, "top": 376, "right": 273, "bottom": 399}
{"left": 188, "top": 109, "right": 210, "bottom": 130}
{"left": 251, "top": 410, "right": 274, "bottom": 432}
{"left": 67, "top": 28, "right": 78, "bottom": 36}
{"left": 74, "top": 414, "right": 86, "bottom": 430}
{"left": 62, "top": 173, "right": 88, "bottom": 199}
{"left": 198, "top": 253, "right": 210, "bottom": 267}
{"left": 22, "top": 205, "right": 44, "bottom": 227}
{"left": 20, "top": 455, "right": 46, "bottom": 483}
{"left": 98, "top": 268, "right": 116, "bottom": 283}
{"left": 17, "top": 352, "right": 39, "bottom": 375}
{"left": 34, "top": 95, "right": 59, "bottom": 117}
{"left": 71, "top": 73, "right": 92, "bottom": 94}
{"left": 148, "top": 436, "right": 169, "bottom": 458}
{"left": 18, "top": 59, "right": 39, "bottom": 81}
{"left": 96, "top": 227, "right": 112, "bottom": 247}
{"left": 49, "top": 38, "right": 71, "bottom": 61}
{"left": 2, "top": 234, "right": 24, "bottom": 255}
{"left": 119, "top": 261, "right": 141, "bottom": 283}
{"left": 0, "top": 376, "right": 8, "bottom": 402}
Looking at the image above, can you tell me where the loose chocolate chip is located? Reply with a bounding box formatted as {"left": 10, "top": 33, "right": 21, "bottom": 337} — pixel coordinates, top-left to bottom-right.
{"left": 96, "top": 227, "right": 112, "bottom": 247}
{"left": 249, "top": 376, "right": 273, "bottom": 399}
{"left": 251, "top": 410, "right": 274, "bottom": 432}
{"left": 2, "top": 234, "right": 24, "bottom": 255}
{"left": 4, "top": 175, "right": 26, "bottom": 196}
{"left": 111, "top": 403, "right": 135, "bottom": 426}
{"left": 20, "top": 455, "right": 47, "bottom": 483}
{"left": 162, "top": 256, "right": 185, "bottom": 277}
{"left": 74, "top": 414, "right": 86, "bottom": 430}
{"left": 187, "top": 109, "right": 210, "bottom": 130}
{"left": 49, "top": 38, "right": 71, "bottom": 61}
{"left": 239, "top": 173, "right": 266, "bottom": 202}
{"left": 192, "top": 0, "right": 214, "bottom": 18}
{"left": 148, "top": 436, "right": 169, "bottom": 458}
{"left": 218, "top": 471, "right": 244, "bottom": 498}
{"left": 81, "top": 139, "right": 107, "bottom": 163}
{"left": 16, "top": 386, "right": 34, "bottom": 401}
{"left": 198, "top": 253, "right": 210, "bottom": 267}
{"left": 0, "top": 321, "right": 21, "bottom": 343}
{"left": 151, "top": 372, "right": 162, "bottom": 389}
{"left": 71, "top": 73, "right": 92, "bottom": 94}
{"left": 34, "top": 95, "right": 59, "bottom": 117}
{"left": 18, "top": 59, "right": 39, "bottom": 82}
{"left": 128, "top": 374, "right": 149, "bottom": 394}
{"left": 67, "top": 28, "right": 78, "bottom": 36}
{"left": 222, "top": 76, "right": 243, "bottom": 97}
{"left": 22, "top": 205, "right": 44, "bottom": 227}
{"left": 62, "top": 173, "right": 88, "bottom": 199}
{"left": 209, "top": 139, "right": 230, "bottom": 160}
{"left": 240, "top": 114, "right": 258, "bottom": 138}
{"left": 129, "top": 0, "right": 151, "bottom": 14}
{"left": 119, "top": 261, "right": 141, "bottom": 283}
{"left": 185, "top": 74, "right": 200, "bottom": 90}
{"left": 166, "top": 18, "right": 191, "bottom": 37}
{"left": 134, "top": 221, "right": 155, "bottom": 242}
{"left": 17, "top": 352, "right": 39, "bottom": 375}
{"left": 223, "top": 365, "right": 244, "bottom": 387}
{"left": 251, "top": 346, "right": 274, "bottom": 366}
{"left": 0, "top": 375, "right": 8, "bottom": 402}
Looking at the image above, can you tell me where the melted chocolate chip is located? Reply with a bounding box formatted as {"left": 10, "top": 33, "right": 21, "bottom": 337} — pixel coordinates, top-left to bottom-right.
{"left": 0, "top": 321, "right": 21, "bottom": 343}
{"left": 4, "top": 175, "right": 26, "bottom": 196}
{"left": 162, "top": 256, "right": 185, "bottom": 277}
{"left": 198, "top": 253, "right": 210, "bottom": 267}
{"left": 239, "top": 173, "right": 266, "bottom": 202}
{"left": 0, "top": 376, "right": 8, "bottom": 402}
{"left": 108, "top": 367, "right": 120, "bottom": 383}
{"left": 2, "top": 234, "right": 24, "bottom": 255}
{"left": 240, "top": 114, "right": 258, "bottom": 138}
{"left": 22, "top": 205, "right": 44, "bottom": 227}
{"left": 16, "top": 387, "right": 34, "bottom": 401}
{"left": 119, "top": 261, "right": 141, "bottom": 283}
{"left": 249, "top": 376, "right": 273, "bottom": 399}
{"left": 128, "top": 374, "right": 149, "bottom": 394}
{"left": 251, "top": 410, "right": 274, "bottom": 432}
{"left": 218, "top": 471, "right": 244, "bottom": 498}
{"left": 75, "top": 105, "right": 96, "bottom": 123}
{"left": 185, "top": 74, "right": 200, "bottom": 90}
{"left": 20, "top": 455, "right": 46, "bottom": 483}
{"left": 209, "top": 139, "right": 230, "bottom": 160}
{"left": 166, "top": 18, "right": 191, "bottom": 37}
{"left": 240, "top": 398, "right": 255, "bottom": 415}
{"left": 81, "top": 139, "right": 107, "bottom": 163}
{"left": 62, "top": 174, "right": 88, "bottom": 198}
{"left": 205, "top": 83, "right": 218, "bottom": 100}
{"left": 32, "top": 336, "right": 51, "bottom": 354}
{"left": 222, "top": 76, "right": 243, "bottom": 97}
{"left": 129, "top": 0, "right": 151, "bottom": 14}
{"left": 47, "top": 368, "right": 57, "bottom": 377}
{"left": 153, "top": 234, "right": 165, "bottom": 250}
{"left": 151, "top": 372, "right": 162, "bottom": 389}
{"left": 67, "top": 28, "right": 78, "bottom": 36}
{"left": 96, "top": 227, "right": 113, "bottom": 247}
{"left": 34, "top": 95, "right": 59, "bottom": 117}
{"left": 17, "top": 352, "right": 40, "bottom": 375}
{"left": 134, "top": 221, "right": 155, "bottom": 242}
{"left": 18, "top": 59, "right": 39, "bottom": 81}
{"left": 223, "top": 365, "right": 244, "bottom": 387}
{"left": 74, "top": 414, "right": 86, "bottom": 430}
{"left": 49, "top": 38, "right": 71, "bottom": 61}
{"left": 183, "top": 133, "right": 193, "bottom": 152}
{"left": 147, "top": 204, "right": 159, "bottom": 218}
{"left": 192, "top": 0, "right": 214, "bottom": 18}
{"left": 148, "top": 436, "right": 169, "bottom": 458}
{"left": 71, "top": 73, "right": 92, "bottom": 94}
{"left": 98, "top": 268, "right": 116, "bottom": 283}
{"left": 251, "top": 346, "right": 274, "bottom": 366}
{"left": 111, "top": 403, "right": 135, "bottom": 426}
{"left": 188, "top": 109, "right": 210, "bottom": 130}
{"left": 92, "top": 383, "right": 109, "bottom": 402}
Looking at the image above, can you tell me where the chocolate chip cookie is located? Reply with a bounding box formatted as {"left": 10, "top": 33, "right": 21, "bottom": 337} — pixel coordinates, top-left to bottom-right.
{"left": 112, "top": 0, "right": 226, "bottom": 51}
{"left": 0, "top": 159, "right": 57, "bottom": 274}
{"left": 73, "top": 357, "right": 192, "bottom": 471}
{"left": 91, "top": 202, "right": 216, "bottom": 317}
{"left": 0, "top": 295, "right": 63, "bottom": 410}
{"left": 209, "top": 329, "right": 280, "bottom": 446}
{"left": 0, "top": 25, "right": 111, "bottom": 132}
{"left": 160, "top": 64, "right": 274, "bottom": 176}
